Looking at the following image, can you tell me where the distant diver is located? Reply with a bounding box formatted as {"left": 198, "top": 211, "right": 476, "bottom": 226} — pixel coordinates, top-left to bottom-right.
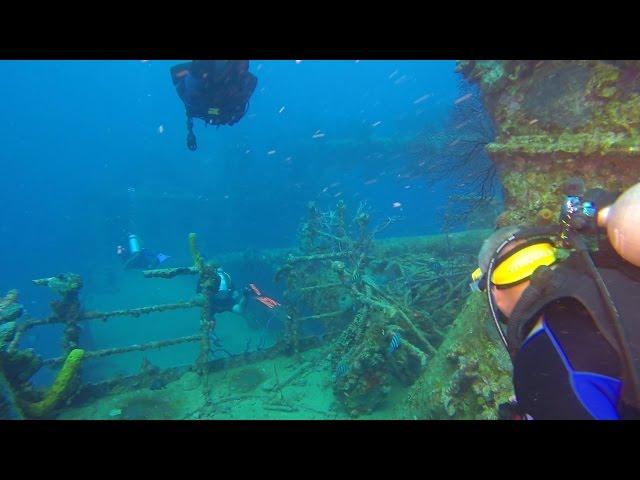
{"left": 117, "top": 233, "right": 171, "bottom": 270}
{"left": 197, "top": 267, "right": 281, "bottom": 315}
{"left": 170, "top": 60, "right": 258, "bottom": 151}
{"left": 471, "top": 180, "right": 640, "bottom": 420}
{"left": 116, "top": 186, "right": 171, "bottom": 270}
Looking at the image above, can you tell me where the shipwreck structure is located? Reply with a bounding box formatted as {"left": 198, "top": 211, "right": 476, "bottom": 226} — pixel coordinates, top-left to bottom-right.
{"left": 402, "top": 60, "right": 640, "bottom": 419}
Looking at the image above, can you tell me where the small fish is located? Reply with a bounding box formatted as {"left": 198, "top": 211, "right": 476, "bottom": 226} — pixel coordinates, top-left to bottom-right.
{"left": 361, "top": 275, "right": 380, "bottom": 290}
{"left": 364, "top": 178, "right": 378, "bottom": 185}
{"left": 389, "top": 70, "right": 399, "bottom": 79}
{"left": 388, "top": 332, "right": 401, "bottom": 354}
{"left": 149, "top": 378, "right": 166, "bottom": 390}
{"left": 267, "top": 150, "right": 277, "bottom": 155}
{"left": 278, "top": 106, "right": 285, "bottom": 113}
{"left": 429, "top": 259, "right": 444, "bottom": 274}
{"left": 334, "top": 362, "right": 348, "bottom": 379}
{"left": 454, "top": 93, "right": 473, "bottom": 105}
{"left": 334, "top": 192, "right": 342, "bottom": 198}
{"left": 312, "top": 131, "right": 326, "bottom": 139}
{"left": 413, "top": 93, "right": 432, "bottom": 105}
{"left": 157, "top": 125, "right": 164, "bottom": 134}
{"left": 392, "top": 202, "right": 402, "bottom": 208}
{"left": 295, "top": 60, "right": 303, "bottom": 64}
{"left": 529, "top": 118, "right": 539, "bottom": 125}
{"left": 372, "top": 121, "right": 382, "bottom": 127}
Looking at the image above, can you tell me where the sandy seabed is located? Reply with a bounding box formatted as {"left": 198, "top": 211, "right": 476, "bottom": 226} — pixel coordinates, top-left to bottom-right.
{"left": 57, "top": 344, "right": 406, "bottom": 420}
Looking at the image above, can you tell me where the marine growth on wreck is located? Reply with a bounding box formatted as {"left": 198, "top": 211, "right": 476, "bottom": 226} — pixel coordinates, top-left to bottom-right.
{"left": 1, "top": 59, "right": 636, "bottom": 420}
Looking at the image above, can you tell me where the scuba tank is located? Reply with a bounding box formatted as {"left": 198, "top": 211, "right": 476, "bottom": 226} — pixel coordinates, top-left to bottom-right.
{"left": 128, "top": 234, "right": 141, "bottom": 254}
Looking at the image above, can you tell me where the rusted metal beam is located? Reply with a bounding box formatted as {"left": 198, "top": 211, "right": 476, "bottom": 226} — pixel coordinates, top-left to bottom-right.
{"left": 285, "top": 252, "right": 349, "bottom": 264}
{"left": 142, "top": 266, "right": 199, "bottom": 278}
{"left": 81, "top": 300, "right": 203, "bottom": 321}
{"left": 21, "top": 300, "right": 202, "bottom": 330}
{"left": 42, "top": 334, "right": 201, "bottom": 366}
{"left": 297, "top": 310, "right": 345, "bottom": 322}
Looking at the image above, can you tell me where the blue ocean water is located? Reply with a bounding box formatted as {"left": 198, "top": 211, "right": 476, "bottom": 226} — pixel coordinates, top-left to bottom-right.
{"left": 0, "top": 60, "right": 476, "bottom": 385}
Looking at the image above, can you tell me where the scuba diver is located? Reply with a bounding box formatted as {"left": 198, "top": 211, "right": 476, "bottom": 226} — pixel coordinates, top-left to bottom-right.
{"left": 470, "top": 179, "right": 640, "bottom": 420}
{"left": 197, "top": 266, "right": 281, "bottom": 315}
{"left": 115, "top": 187, "right": 171, "bottom": 270}
{"left": 170, "top": 60, "right": 258, "bottom": 151}
{"left": 201, "top": 267, "right": 282, "bottom": 356}
{"left": 117, "top": 233, "right": 171, "bottom": 270}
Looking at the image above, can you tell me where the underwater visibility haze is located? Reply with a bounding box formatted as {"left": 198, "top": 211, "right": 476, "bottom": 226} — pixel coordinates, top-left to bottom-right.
{"left": 2, "top": 59, "right": 637, "bottom": 420}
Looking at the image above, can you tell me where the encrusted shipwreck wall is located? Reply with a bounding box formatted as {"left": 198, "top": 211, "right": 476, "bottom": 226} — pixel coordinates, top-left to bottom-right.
{"left": 402, "top": 294, "right": 513, "bottom": 419}
{"left": 457, "top": 60, "right": 640, "bottom": 226}
{"left": 404, "top": 60, "right": 640, "bottom": 419}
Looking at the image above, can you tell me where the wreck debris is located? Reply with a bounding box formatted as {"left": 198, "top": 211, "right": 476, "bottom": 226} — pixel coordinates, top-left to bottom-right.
{"left": 275, "top": 199, "right": 482, "bottom": 415}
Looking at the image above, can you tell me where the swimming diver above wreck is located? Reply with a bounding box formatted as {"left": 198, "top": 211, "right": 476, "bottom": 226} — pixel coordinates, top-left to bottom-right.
{"left": 170, "top": 60, "right": 258, "bottom": 151}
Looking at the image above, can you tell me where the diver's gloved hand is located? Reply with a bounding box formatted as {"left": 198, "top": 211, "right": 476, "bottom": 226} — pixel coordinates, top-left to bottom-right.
{"left": 187, "top": 131, "right": 197, "bottom": 151}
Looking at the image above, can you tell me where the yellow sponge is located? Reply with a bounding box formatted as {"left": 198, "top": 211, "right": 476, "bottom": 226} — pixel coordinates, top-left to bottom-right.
{"left": 23, "top": 349, "right": 84, "bottom": 418}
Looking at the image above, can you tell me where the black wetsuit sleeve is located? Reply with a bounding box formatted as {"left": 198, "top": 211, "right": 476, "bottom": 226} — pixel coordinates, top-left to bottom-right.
{"left": 513, "top": 298, "right": 622, "bottom": 420}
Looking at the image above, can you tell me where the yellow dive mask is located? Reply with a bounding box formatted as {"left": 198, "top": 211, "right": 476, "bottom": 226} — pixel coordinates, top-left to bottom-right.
{"left": 470, "top": 240, "right": 558, "bottom": 291}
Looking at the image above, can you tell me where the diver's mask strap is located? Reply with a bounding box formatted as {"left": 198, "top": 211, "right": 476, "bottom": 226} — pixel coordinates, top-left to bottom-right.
{"left": 486, "top": 237, "right": 513, "bottom": 350}
{"left": 505, "top": 264, "right": 557, "bottom": 359}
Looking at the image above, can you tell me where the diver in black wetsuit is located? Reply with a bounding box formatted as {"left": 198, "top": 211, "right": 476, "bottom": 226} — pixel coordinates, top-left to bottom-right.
{"left": 197, "top": 267, "right": 281, "bottom": 315}
{"left": 170, "top": 60, "right": 258, "bottom": 151}
{"left": 199, "top": 267, "right": 247, "bottom": 315}
{"left": 117, "top": 234, "right": 170, "bottom": 270}
{"left": 471, "top": 183, "right": 640, "bottom": 420}
{"left": 115, "top": 187, "right": 171, "bottom": 270}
